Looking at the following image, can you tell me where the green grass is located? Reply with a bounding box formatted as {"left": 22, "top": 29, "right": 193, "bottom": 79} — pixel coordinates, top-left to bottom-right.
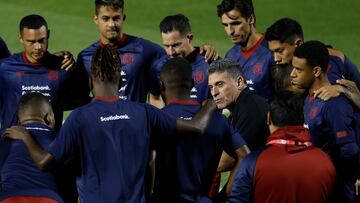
{"left": 1, "top": 0, "right": 359, "bottom": 65}
{"left": 1, "top": 0, "right": 359, "bottom": 193}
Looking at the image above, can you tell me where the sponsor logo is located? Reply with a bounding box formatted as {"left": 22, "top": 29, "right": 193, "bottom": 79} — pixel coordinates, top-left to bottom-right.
{"left": 179, "top": 116, "right": 192, "bottom": 120}
{"left": 26, "top": 127, "right": 50, "bottom": 132}
{"left": 100, "top": 114, "right": 130, "bottom": 122}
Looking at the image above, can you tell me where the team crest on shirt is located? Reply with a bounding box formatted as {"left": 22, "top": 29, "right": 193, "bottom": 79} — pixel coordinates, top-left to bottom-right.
{"left": 16, "top": 71, "right": 25, "bottom": 77}
{"left": 327, "top": 64, "right": 332, "bottom": 73}
{"left": 310, "top": 107, "right": 318, "bottom": 119}
{"left": 253, "top": 63, "right": 263, "bottom": 76}
{"left": 121, "top": 53, "right": 134, "bottom": 65}
{"left": 48, "top": 70, "right": 58, "bottom": 81}
{"left": 193, "top": 70, "right": 204, "bottom": 84}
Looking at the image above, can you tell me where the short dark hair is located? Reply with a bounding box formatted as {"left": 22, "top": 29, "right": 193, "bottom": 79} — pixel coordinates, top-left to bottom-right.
{"left": 17, "top": 92, "right": 50, "bottom": 117}
{"left": 160, "top": 57, "right": 193, "bottom": 91}
{"left": 265, "top": 18, "right": 303, "bottom": 43}
{"left": 270, "top": 64, "right": 293, "bottom": 94}
{"left": 269, "top": 91, "right": 304, "bottom": 126}
{"left": 95, "top": 0, "right": 124, "bottom": 15}
{"left": 160, "top": 14, "right": 191, "bottom": 36}
{"left": 19, "top": 14, "right": 48, "bottom": 33}
{"left": 293, "top": 40, "right": 329, "bottom": 72}
{"left": 91, "top": 44, "right": 121, "bottom": 83}
{"left": 217, "top": 0, "right": 255, "bottom": 22}
{"left": 208, "top": 58, "right": 246, "bottom": 81}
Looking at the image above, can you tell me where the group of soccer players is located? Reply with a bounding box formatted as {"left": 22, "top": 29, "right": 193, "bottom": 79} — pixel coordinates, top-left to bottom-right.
{"left": 0, "top": 0, "right": 360, "bottom": 202}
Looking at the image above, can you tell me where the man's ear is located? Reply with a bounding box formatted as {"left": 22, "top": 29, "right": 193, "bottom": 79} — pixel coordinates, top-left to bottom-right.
{"left": 313, "top": 66, "right": 322, "bottom": 78}
{"left": 93, "top": 14, "right": 99, "bottom": 25}
{"left": 18, "top": 33, "right": 23, "bottom": 44}
{"left": 236, "top": 75, "right": 245, "bottom": 90}
{"left": 294, "top": 38, "right": 303, "bottom": 48}
{"left": 44, "top": 112, "right": 55, "bottom": 129}
{"left": 187, "top": 33, "right": 194, "bottom": 44}
{"left": 123, "top": 14, "right": 126, "bottom": 21}
{"left": 248, "top": 14, "right": 255, "bottom": 25}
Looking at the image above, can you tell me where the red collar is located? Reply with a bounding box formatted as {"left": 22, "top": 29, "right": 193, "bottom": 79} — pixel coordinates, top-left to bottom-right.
{"left": 22, "top": 52, "right": 41, "bottom": 67}
{"left": 167, "top": 99, "right": 199, "bottom": 105}
{"left": 93, "top": 96, "right": 120, "bottom": 103}
{"left": 241, "top": 35, "right": 265, "bottom": 60}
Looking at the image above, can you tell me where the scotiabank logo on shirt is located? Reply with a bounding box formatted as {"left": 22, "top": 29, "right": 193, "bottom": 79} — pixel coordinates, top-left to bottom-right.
{"left": 100, "top": 114, "right": 130, "bottom": 122}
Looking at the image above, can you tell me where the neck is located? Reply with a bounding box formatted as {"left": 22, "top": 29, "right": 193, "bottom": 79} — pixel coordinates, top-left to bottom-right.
{"left": 20, "top": 117, "right": 47, "bottom": 126}
{"left": 243, "top": 28, "right": 262, "bottom": 51}
{"left": 164, "top": 91, "right": 191, "bottom": 105}
{"left": 100, "top": 33, "right": 123, "bottom": 46}
{"left": 92, "top": 82, "right": 119, "bottom": 99}
{"left": 308, "top": 74, "right": 330, "bottom": 95}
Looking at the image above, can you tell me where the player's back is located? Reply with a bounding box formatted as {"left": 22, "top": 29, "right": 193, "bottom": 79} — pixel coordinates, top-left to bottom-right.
{"left": 48, "top": 98, "right": 176, "bottom": 203}
{"left": 0, "top": 123, "right": 62, "bottom": 202}
{"left": 152, "top": 100, "right": 244, "bottom": 202}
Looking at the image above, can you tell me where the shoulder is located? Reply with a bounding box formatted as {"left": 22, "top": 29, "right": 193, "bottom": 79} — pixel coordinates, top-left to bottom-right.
{"left": 226, "top": 45, "right": 241, "bottom": 57}
{"left": 328, "top": 48, "right": 345, "bottom": 63}
{"left": 79, "top": 42, "right": 99, "bottom": 57}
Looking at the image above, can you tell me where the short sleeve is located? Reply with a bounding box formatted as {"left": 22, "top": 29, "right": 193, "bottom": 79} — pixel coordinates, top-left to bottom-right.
{"left": 47, "top": 111, "right": 81, "bottom": 161}
{"left": 324, "top": 99, "right": 359, "bottom": 158}
{"left": 145, "top": 104, "right": 177, "bottom": 138}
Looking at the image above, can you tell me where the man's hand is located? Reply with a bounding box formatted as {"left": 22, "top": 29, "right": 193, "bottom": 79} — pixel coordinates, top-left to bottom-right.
{"left": 54, "top": 51, "right": 76, "bottom": 71}
{"left": 199, "top": 44, "right": 219, "bottom": 62}
{"left": 313, "top": 85, "right": 343, "bottom": 101}
{"left": 337, "top": 79, "right": 360, "bottom": 110}
{"left": 356, "top": 179, "right": 360, "bottom": 196}
{"left": 4, "top": 126, "right": 30, "bottom": 141}
{"left": 337, "top": 79, "right": 360, "bottom": 95}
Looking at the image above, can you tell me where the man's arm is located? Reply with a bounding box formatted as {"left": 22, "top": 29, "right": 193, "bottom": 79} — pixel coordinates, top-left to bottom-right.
{"left": 337, "top": 79, "right": 360, "bottom": 110}
{"left": 175, "top": 99, "right": 217, "bottom": 135}
{"left": 225, "top": 146, "right": 251, "bottom": 196}
{"left": 4, "top": 126, "right": 55, "bottom": 170}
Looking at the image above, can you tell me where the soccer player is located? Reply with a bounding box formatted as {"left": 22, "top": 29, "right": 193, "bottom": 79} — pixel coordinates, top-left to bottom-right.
{"left": 291, "top": 40, "right": 359, "bottom": 203}
{"left": 151, "top": 57, "right": 250, "bottom": 202}
{"left": 228, "top": 91, "right": 336, "bottom": 203}
{"left": 265, "top": 18, "right": 360, "bottom": 106}
{"left": 216, "top": 0, "right": 274, "bottom": 100}
{"left": 0, "top": 14, "right": 90, "bottom": 134}
{"left": 78, "top": 0, "right": 217, "bottom": 106}
{"left": 0, "top": 37, "right": 11, "bottom": 59}
{"left": 158, "top": 14, "right": 212, "bottom": 103}
{"left": 0, "top": 92, "right": 63, "bottom": 203}
{"left": 4, "top": 45, "right": 216, "bottom": 203}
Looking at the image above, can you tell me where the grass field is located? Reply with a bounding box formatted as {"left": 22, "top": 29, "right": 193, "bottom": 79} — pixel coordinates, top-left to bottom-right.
{"left": 0, "top": 0, "right": 359, "bottom": 66}
{"left": 1, "top": 0, "right": 359, "bottom": 194}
